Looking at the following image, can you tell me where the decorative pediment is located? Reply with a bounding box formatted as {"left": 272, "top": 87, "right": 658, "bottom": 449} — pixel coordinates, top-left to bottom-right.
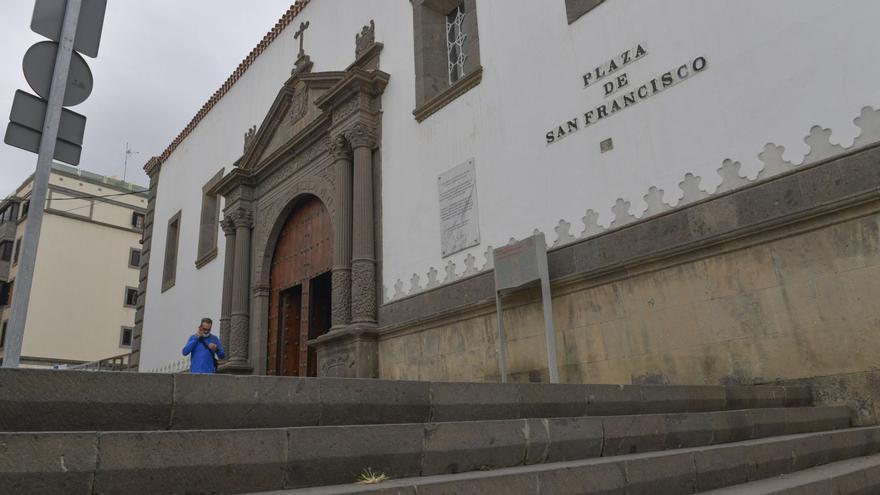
{"left": 238, "top": 71, "right": 347, "bottom": 171}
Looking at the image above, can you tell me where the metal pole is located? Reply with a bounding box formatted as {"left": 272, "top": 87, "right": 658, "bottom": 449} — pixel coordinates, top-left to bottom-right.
{"left": 540, "top": 276, "right": 559, "bottom": 383}
{"left": 2, "top": 0, "right": 81, "bottom": 368}
{"left": 495, "top": 291, "right": 507, "bottom": 383}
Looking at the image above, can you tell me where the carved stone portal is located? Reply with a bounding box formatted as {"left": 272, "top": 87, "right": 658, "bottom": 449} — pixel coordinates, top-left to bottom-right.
{"left": 215, "top": 42, "right": 389, "bottom": 378}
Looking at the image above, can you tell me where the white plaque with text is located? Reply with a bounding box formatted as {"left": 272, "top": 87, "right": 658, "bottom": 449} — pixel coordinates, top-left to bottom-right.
{"left": 438, "top": 159, "right": 480, "bottom": 257}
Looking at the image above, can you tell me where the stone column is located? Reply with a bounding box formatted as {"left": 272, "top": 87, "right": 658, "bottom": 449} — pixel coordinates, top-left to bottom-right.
{"left": 330, "top": 134, "right": 353, "bottom": 330}
{"left": 348, "top": 123, "right": 377, "bottom": 325}
{"left": 218, "top": 215, "right": 236, "bottom": 351}
{"left": 250, "top": 285, "right": 271, "bottom": 375}
{"left": 227, "top": 208, "right": 253, "bottom": 371}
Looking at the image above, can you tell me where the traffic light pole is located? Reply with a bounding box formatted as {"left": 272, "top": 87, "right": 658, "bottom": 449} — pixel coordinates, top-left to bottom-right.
{"left": 2, "top": 0, "right": 81, "bottom": 368}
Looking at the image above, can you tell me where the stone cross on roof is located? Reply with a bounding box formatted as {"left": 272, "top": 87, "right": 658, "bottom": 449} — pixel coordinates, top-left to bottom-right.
{"left": 294, "top": 21, "right": 310, "bottom": 59}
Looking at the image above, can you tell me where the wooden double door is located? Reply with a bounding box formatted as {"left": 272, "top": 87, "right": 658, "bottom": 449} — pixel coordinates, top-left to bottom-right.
{"left": 267, "top": 196, "right": 333, "bottom": 376}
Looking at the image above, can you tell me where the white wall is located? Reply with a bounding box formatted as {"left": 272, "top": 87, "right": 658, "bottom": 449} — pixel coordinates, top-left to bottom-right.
{"left": 140, "top": 0, "right": 880, "bottom": 370}
{"left": 382, "top": 0, "right": 880, "bottom": 299}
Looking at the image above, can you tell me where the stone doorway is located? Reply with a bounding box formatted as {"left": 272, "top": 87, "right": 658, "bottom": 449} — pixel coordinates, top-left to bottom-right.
{"left": 214, "top": 37, "right": 389, "bottom": 377}
{"left": 267, "top": 196, "right": 332, "bottom": 376}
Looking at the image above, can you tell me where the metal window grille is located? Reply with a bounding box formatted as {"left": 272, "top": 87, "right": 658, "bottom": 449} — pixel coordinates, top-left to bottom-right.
{"left": 446, "top": 3, "right": 467, "bottom": 85}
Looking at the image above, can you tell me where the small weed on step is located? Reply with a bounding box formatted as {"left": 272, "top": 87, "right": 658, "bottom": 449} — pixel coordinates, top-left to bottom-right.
{"left": 356, "top": 467, "right": 390, "bottom": 484}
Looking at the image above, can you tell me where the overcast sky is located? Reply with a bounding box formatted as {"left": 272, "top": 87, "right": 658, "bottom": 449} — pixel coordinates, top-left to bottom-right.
{"left": 0, "top": 0, "right": 295, "bottom": 194}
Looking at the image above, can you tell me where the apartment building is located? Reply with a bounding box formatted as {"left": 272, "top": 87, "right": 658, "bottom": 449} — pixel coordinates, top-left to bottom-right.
{"left": 0, "top": 163, "right": 147, "bottom": 368}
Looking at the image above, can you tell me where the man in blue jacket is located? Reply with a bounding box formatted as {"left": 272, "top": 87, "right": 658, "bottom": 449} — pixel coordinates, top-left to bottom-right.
{"left": 182, "top": 317, "right": 225, "bottom": 374}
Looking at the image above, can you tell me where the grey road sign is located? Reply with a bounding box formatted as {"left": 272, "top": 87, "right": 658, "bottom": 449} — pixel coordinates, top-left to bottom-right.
{"left": 4, "top": 123, "right": 82, "bottom": 165}
{"left": 9, "top": 90, "right": 86, "bottom": 145}
{"left": 23, "top": 41, "right": 93, "bottom": 106}
{"left": 31, "top": 0, "right": 106, "bottom": 58}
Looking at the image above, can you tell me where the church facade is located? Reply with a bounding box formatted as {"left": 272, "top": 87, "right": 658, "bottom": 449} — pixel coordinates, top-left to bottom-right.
{"left": 136, "top": 0, "right": 880, "bottom": 414}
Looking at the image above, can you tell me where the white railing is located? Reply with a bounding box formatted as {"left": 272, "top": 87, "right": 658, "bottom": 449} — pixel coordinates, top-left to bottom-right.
{"left": 147, "top": 356, "right": 190, "bottom": 374}
{"left": 67, "top": 354, "right": 192, "bottom": 374}
{"left": 67, "top": 352, "right": 132, "bottom": 371}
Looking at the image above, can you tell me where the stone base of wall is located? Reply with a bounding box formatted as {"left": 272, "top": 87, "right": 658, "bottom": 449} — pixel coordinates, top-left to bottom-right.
{"left": 314, "top": 326, "right": 379, "bottom": 378}
{"left": 377, "top": 145, "right": 880, "bottom": 397}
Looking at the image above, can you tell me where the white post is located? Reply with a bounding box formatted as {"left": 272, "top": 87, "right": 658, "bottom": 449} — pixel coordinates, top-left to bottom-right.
{"left": 540, "top": 275, "right": 559, "bottom": 383}
{"left": 495, "top": 291, "right": 507, "bottom": 383}
{"left": 2, "top": 0, "right": 82, "bottom": 368}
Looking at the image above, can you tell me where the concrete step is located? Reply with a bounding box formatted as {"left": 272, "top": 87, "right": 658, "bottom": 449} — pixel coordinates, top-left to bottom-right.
{"left": 700, "top": 453, "right": 880, "bottom": 494}
{"left": 251, "top": 427, "right": 880, "bottom": 495}
{"left": 0, "top": 369, "right": 812, "bottom": 431}
{"left": 0, "top": 407, "right": 852, "bottom": 494}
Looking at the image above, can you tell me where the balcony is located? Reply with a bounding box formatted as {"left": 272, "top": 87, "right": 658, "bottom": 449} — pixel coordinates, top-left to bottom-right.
{"left": 0, "top": 221, "right": 16, "bottom": 243}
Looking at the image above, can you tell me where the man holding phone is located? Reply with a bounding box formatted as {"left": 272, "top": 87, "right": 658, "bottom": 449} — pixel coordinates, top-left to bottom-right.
{"left": 182, "top": 317, "right": 226, "bottom": 374}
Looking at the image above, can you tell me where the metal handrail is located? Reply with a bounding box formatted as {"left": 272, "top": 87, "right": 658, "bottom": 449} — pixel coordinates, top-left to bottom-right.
{"left": 67, "top": 352, "right": 132, "bottom": 371}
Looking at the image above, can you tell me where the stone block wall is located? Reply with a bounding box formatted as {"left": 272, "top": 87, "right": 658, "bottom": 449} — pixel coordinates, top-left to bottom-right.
{"left": 377, "top": 144, "right": 880, "bottom": 393}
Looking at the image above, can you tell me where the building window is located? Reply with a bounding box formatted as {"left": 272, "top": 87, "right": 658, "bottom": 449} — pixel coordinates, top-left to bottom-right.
{"left": 119, "top": 326, "right": 133, "bottom": 348}
{"left": 0, "top": 321, "right": 6, "bottom": 349}
{"left": 446, "top": 2, "right": 467, "bottom": 84}
{"left": 564, "top": 0, "right": 605, "bottom": 24}
{"left": 162, "top": 211, "right": 181, "bottom": 292}
{"left": 0, "top": 241, "right": 12, "bottom": 262}
{"left": 196, "top": 169, "right": 224, "bottom": 268}
{"left": 0, "top": 204, "right": 16, "bottom": 224}
{"left": 124, "top": 287, "right": 138, "bottom": 307}
{"left": 0, "top": 282, "right": 9, "bottom": 306}
{"left": 129, "top": 248, "right": 141, "bottom": 269}
{"left": 19, "top": 201, "right": 29, "bottom": 220}
{"left": 412, "top": 0, "right": 482, "bottom": 122}
{"left": 13, "top": 238, "right": 21, "bottom": 265}
{"left": 131, "top": 212, "right": 145, "bottom": 229}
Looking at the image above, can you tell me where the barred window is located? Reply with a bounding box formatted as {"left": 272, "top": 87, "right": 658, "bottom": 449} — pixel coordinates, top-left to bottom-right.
{"left": 446, "top": 2, "right": 467, "bottom": 84}
{"left": 411, "top": 0, "right": 482, "bottom": 122}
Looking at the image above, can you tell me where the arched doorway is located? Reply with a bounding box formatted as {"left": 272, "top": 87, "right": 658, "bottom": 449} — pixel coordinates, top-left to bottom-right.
{"left": 267, "top": 195, "right": 333, "bottom": 376}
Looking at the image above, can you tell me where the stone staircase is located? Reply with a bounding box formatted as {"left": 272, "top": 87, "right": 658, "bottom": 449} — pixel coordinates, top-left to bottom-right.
{"left": 1, "top": 369, "right": 879, "bottom": 494}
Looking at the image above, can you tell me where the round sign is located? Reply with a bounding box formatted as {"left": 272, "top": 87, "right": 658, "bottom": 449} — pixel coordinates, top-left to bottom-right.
{"left": 22, "top": 41, "right": 93, "bottom": 107}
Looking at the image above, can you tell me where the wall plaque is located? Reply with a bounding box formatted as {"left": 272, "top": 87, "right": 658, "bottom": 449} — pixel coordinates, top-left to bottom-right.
{"left": 438, "top": 158, "right": 480, "bottom": 257}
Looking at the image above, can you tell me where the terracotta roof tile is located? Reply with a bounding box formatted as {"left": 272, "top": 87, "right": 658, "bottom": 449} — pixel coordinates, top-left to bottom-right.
{"left": 147, "top": 0, "right": 311, "bottom": 169}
